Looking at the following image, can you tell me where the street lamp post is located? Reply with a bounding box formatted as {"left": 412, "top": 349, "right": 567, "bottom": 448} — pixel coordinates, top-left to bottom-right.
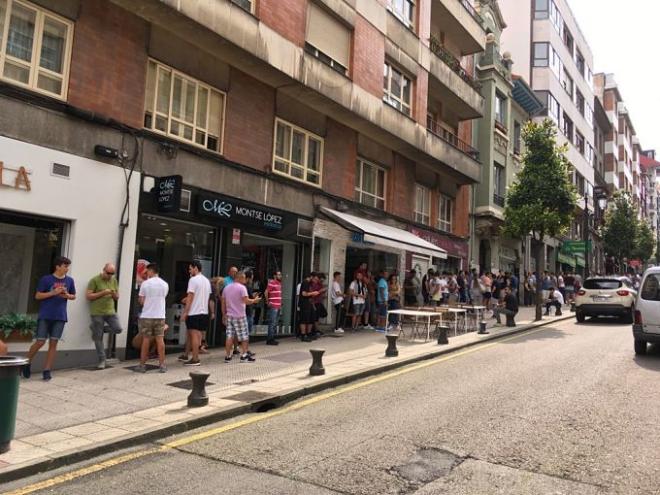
{"left": 584, "top": 193, "right": 590, "bottom": 279}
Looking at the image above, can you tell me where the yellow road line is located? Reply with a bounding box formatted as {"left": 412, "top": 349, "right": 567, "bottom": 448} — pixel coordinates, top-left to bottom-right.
{"left": 4, "top": 322, "right": 557, "bottom": 495}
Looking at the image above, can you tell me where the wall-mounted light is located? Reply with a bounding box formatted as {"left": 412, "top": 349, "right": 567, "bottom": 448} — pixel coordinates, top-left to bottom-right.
{"left": 94, "top": 145, "right": 119, "bottom": 159}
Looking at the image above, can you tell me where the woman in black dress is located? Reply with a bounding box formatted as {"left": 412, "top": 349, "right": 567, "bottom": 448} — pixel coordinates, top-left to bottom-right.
{"left": 299, "top": 273, "right": 319, "bottom": 342}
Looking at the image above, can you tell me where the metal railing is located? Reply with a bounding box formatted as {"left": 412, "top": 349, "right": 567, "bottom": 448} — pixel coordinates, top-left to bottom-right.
{"left": 493, "top": 193, "right": 505, "bottom": 207}
{"left": 428, "top": 35, "right": 481, "bottom": 90}
{"left": 459, "top": 0, "right": 481, "bottom": 22}
{"left": 427, "top": 118, "right": 480, "bottom": 160}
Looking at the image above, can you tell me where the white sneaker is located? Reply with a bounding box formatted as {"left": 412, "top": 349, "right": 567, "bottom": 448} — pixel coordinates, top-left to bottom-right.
{"left": 96, "top": 360, "right": 106, "bottom": 370}
{"left": 334, "top": 328, "right": 345, "bottom": 334}
{"left": 365, "top": 324, "right": 375, "bottom": 330}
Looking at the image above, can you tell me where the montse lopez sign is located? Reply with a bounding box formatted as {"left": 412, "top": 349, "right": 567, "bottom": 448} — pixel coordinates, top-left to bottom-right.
{"left": 155, "top": 175, "right": 182, "bottom": 213}
{"left": 197, "top": 193, "right": 286, "bottom": 231}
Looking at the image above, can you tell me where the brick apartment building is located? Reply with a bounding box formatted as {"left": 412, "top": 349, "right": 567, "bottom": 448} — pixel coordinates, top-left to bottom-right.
{"left": 0, "top": 0, "right": 487, "bottom": 366}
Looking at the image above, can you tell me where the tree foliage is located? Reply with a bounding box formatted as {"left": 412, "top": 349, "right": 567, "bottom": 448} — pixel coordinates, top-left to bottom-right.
{"left": 503, "top": 119, "right": 577, "bottom": 240}
{"left": 602, "top": 192, "right": 649, "bottom": 263}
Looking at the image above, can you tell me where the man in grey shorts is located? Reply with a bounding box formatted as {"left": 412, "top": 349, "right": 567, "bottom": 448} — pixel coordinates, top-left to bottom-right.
{"left": 86, "top": 263, "right": 123, "bottom": 369}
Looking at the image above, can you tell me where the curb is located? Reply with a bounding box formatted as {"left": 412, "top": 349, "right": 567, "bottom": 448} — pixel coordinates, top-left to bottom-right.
{"left": 0, "top": 314, "right": 572, "bottom": 484}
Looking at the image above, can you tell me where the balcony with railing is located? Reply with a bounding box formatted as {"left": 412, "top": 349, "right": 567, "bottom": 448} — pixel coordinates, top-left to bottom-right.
{"left": 431, "top": 0, "right": 485, "bottom": 55}
{"left": 429, "top": 35, "right": 481, "bottom": 91}
{"left": 427, "top": 117, "right": 479, "bottom": 161}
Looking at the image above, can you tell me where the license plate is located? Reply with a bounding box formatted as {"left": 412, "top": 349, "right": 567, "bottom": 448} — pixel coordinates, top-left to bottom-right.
{"left": 592, "top": 296, "right": 608, "bottom": 302}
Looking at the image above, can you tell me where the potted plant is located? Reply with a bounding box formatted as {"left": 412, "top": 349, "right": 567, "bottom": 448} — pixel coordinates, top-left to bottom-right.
{"left": 0, "top": 313, "right": 37, "bottom": 343}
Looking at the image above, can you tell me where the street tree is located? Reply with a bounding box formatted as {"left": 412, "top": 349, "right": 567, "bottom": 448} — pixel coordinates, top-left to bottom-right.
{"left": 503, "top": 119, "right": 577, "bottom": 321}
{"left": 602, "top": 192, "right": 638, "bottom": 269}
{"left": 633, "top": 220, "right": 654, "bottom": 263}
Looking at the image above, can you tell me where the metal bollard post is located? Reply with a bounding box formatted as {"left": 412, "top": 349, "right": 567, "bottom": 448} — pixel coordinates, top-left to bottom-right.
{"left": 187, "top": 372, "right": 210, "bottom": 407}
{"left": 477, "top": 321, "right": 489, "bottom": 335}
{"left": 385, "top": 334, "right": 399, "bottom": 357}
{"left": 437, "top": 325, "right": 449, "bottom": 345}
{"left": 309, "top": 349, "right": 325, "bottom": 376}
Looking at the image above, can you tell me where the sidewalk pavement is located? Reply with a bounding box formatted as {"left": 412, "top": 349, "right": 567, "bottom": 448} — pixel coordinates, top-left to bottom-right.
{"left": 0, "top": 306, "right": 571, "bottom": 482}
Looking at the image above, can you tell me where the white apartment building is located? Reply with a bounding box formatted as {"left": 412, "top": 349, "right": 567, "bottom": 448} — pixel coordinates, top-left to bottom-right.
{"left": 499, "top": 0, "right": 596, "bottom": 201}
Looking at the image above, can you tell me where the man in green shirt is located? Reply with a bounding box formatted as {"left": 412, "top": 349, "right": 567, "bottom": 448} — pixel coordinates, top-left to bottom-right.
{"left": 86, "top": 263, "right": 123, "bottom": 369}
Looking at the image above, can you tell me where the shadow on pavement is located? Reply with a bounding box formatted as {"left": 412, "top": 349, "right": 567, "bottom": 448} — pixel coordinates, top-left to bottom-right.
{"left": 633, "top": 344, "right": 660, "bottom": 370}
{"left": 500, "top": 326, "right": 567, "bottom": 344}
{"left": 574, "top": 316, "right": 629, "bottom": 326}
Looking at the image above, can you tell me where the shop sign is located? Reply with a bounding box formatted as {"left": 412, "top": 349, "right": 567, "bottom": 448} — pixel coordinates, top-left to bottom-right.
{"left": 197, "top": 192, "right": 287, "bottom": 231}
{"left": 562, "top": 240, "right": 591, "bottom": 255}
{"left": 409, "top": 227, "right": 468, "bottom": 259}
{"left": 0, "top": 162, "right": 31, "bottom": 191}
{"left": 155, "top": 175, "right": 182, "bottom": 213}
{"left": 232, "top": 228, "right": 241, "bottom": 245}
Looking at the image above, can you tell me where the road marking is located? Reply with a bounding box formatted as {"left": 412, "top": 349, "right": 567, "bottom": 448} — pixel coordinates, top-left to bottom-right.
{"left": 5, "top": 322, "right": 559, "bottom": 495}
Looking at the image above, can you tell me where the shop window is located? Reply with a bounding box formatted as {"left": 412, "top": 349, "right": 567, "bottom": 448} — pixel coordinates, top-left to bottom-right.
{"left": 144, "top": 59, "right": 225, "bottom": 153}
{"left": 273, "top": 118, "right": 324, "bottom": 186}
{"left": 0, "top": 210, "right": 66, "bottom": 316}
{"left": 414, "top": 184, "right": 430, "bottom": 225}
{"left": 305, "top": 2, "right": 350, "bottom": 76}
{"left": 438, "top": 194, "right": 452, "bottom": 233}
{"left": 0, "top": 0, "right": 73, "bottom": 99}
{"left": 355, "top": 158, "right": 386, "bottom": 209}
{"left": 383, "top": 61, "right": 412, "bottom": 116}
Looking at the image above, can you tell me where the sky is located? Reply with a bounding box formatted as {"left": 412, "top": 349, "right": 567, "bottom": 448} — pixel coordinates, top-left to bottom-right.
{"left": 568, "top": 0, "right": 658, "bottom": 151}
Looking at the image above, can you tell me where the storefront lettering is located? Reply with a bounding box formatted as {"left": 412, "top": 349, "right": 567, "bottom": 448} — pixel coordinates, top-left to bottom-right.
{"left": 155, "top": 175, "right": 182, "bottom": 213}
{"left": 197, "top": 193, "right": 287, "bottom": 231}
{"left": 0, "top": 162, "right": 31, "bottom": 192}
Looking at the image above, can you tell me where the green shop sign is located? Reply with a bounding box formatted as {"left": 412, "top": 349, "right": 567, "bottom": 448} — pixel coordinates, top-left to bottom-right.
{"left": 561, "top": 240, "right": 592, "bottom": 255}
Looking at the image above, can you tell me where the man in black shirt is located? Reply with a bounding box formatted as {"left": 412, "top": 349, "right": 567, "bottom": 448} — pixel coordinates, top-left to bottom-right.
{"left": 494, "top": 286, "right": 519, "bottom": 327}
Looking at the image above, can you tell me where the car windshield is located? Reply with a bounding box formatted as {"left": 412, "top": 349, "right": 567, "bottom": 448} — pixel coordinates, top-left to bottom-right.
{"left": 640, "top": 274, "right": 660, "bottom": 301}
{"left": 583, "top": 279, "right": 621, "bottom": 290}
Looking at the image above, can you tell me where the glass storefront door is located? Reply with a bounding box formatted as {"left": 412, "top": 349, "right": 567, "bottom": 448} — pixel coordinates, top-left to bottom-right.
{"left": 134, "top": 214, "right": 216, "bottom": 350}
{"left": 240, "top": 233, "right": 296, "bottom": 335}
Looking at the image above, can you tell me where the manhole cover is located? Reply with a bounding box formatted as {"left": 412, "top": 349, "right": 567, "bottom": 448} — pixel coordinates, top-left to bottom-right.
{"left": 392, "top": 448, "right": 461, "bottom": 485}
{"left": 264, "top": 351, "right": 310, "bottom": 363}
{"left": 167, "top": 379, "right": 216, "bottom": 390}
{"left": 223, "top": 390, "right": 275, "bottom": 402}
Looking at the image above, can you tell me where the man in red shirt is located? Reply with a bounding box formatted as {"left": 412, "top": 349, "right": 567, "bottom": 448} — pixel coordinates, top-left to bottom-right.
{"left": 264, "top": 270, "right": 283, "bottom": 346}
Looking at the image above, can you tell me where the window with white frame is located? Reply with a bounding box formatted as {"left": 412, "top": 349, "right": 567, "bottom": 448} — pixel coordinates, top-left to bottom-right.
{"left": 355, "top": 158, "right": 386, "bottom": 209}
{"left": 561, "top": 66, "right": 573, "bottom": 98}
{"left": 388, "top": 0, "right": 414, "bottom": 29}
{"left": 414, "top": 184, "right": 430, "bottom": 225}
{"left": 546, "top": 92, "right": 560, "bottom": 123}
{"left": 550, "top": 45, "right": 562, "bottom": 78}
{"left": 144, "top": 59, "right": 225, "bottom": 152}
{"left": 532, "top": 42, "right": 549, "bottom": 67}
{"left": 495, "top": 92, "right": 506, "bottom": 126}
{"left": 0, "top": 0, "right": 73, "bottom": 99}
{"left": 383, "top": 61, "right": 412, "bottom": 116}
{"left": 438, "top": 194, "right": 452, "bottom": 232}
{"left": 273, "top": 118, "right": 323, "bottom": 186}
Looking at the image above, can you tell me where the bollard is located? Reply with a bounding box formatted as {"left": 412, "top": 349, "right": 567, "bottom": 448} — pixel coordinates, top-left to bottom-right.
{"left": 477, "top": 321, "right": 489, "bottom": 335}
{"left": 309, "top": 349, "right": 325, "bottom": 376}
{"left": 385, "top": 334, "right": 399, "bottom": 357}
{"left": 436, "top": 325, "right": 449, "bottom": 345}
{"left": 0, "top": 356, "right": 29, "bottom": 453}
{"left": 187, "top": 371, "right": 210, "bottom": 407}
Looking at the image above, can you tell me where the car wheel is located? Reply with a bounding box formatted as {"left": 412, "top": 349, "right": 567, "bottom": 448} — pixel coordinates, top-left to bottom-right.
{"left": 634, "top": 339, "right": 647, "bottom": 355}
{"left": 623, "top": 307, "right": 634, "bottom": 324}
{"left": 576, "top": 311, "right": 585, "bottom": 323}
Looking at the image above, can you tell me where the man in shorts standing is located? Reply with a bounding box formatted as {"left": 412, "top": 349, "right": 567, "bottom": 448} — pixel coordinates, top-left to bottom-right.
{"left": 86, "top": 263, "right": 123, "bottom": 369}
{"left": 222, "top": 271, "right": 261, "bottom": 363}
{"left": 137, "top": 263, "right": 169, "bottom": 373}
{"left": 23, "top": 256, "right": 76, "bottom": 381}
{"left": 180, "top": 260, "right": 213, "bottom": 367}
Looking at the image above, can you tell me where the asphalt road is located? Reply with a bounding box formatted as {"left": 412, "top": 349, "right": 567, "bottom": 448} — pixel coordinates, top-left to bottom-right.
{"left": 4, "top": 316, "right": 660, "bottom": 495}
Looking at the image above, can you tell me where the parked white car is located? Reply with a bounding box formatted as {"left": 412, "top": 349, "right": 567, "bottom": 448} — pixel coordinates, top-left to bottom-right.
{"left": 574, "top": 276, "right": 636, "bottom": 323}
{"left": 633, "top": 267, "right": 660, "bottom": 355}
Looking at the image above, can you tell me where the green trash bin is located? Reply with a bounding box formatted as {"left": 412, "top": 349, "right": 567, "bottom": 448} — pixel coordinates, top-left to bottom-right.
{"left": 0, "top": 356, "right": 28, "bottom": 454}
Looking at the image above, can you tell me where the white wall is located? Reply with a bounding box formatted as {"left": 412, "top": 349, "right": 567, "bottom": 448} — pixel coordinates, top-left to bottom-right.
{"left": 498, "top": 0, "right": 532, "bottom": 81}
{"left": 0, "top": 136, "right": 139, "bottom": 354}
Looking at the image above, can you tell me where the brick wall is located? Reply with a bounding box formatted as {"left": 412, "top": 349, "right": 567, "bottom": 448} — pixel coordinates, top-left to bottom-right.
{"left": 259, "top": 0, "right": 307, "bottom": 46}
{"left": 323, "top": 119, "right": 358, "bottom": 198}
{"left": 67, "top": 0, "right": 148, "bottom": 128}
{"left": 353, "top": 15, "right": 385, "bottom": 98}
{"left": 454, "top": 184, "right": 470, "bottom": 237}
{"left": 224, "top": 68, "right": 276, "bottom": 171}
{"left": 389, "top": 154, "right": 416, "bottom": 219}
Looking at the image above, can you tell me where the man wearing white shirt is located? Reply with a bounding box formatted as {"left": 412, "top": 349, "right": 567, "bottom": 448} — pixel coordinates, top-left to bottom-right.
{"left": 180, "top": 260, "right": 214, "bottom": 366}
{"left": 137, "top": 264, "right": 169, "bottom": 373}
{"left": 544, "top": 287, "right": 564, "bottom": 316}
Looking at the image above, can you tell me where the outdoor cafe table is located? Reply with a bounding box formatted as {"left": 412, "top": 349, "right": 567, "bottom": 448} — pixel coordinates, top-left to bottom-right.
{"left": 386, "top": 309, "right": 440, "bottom": 342}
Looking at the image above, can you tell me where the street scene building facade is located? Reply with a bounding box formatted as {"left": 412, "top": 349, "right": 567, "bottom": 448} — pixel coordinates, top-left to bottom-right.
{"left": 0, "top": 0, "right": 658, "bottom": 371}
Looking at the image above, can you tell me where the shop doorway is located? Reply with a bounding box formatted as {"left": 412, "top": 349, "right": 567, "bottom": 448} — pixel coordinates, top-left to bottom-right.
{"left": 345, "top": 246, "right": 399, "bottom": 286}
{"left": 133, "top": 214, "right": 217, "bottom": 355}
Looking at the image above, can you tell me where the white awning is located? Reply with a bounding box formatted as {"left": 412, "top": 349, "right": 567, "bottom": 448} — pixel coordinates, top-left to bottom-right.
{"left": 321, "top": 207, "right": 447, "bottom": 259}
